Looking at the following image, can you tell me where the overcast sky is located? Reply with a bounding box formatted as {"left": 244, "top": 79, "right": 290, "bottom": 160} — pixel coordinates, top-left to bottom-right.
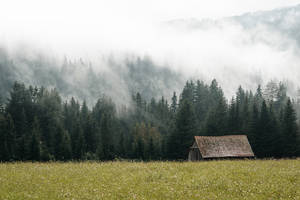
{"left": 1, "top": 0, "right": 299, "bottom": 54}
{"left": 1, "top": 0, "right": 299, "bottom": 23}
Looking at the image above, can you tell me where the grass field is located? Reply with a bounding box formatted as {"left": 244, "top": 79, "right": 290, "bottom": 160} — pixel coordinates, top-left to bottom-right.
{"left": 0, "top": 160, "right": 299, "bottom": 200}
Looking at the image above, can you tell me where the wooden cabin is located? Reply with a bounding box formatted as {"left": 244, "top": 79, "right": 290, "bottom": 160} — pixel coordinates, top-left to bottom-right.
{"left": 188, "top": 135, "right": 255, "bottom": 161}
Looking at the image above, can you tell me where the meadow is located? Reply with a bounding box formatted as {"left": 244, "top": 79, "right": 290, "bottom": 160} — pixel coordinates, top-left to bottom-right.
{"left": 0, "top": 159, "right": 299, "bottom": 200}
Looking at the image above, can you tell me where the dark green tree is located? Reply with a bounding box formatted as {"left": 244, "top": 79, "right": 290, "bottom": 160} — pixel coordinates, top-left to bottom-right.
{"left": 255, "top": 101, "right": 278, "bottom": 157}
{"left": 168, "top": 100, "right": 197, "bottom": 159}
{"left": 0, "top": 114, "right": 9, "bottom": 161}
{"left": 170, "top": 92, "right": 177, "bottom": 114}
{"left": 204, "top": 96, "right": 228, "bottom": 136}
{"left": 281, "top": 99, "right": 299, "bottom": 157}
{"left": 249, "top": 103, "right": 259, "bottom": 152}
{"left": 54, "top": 125, "right": 72, "bottom": 161}
{"left": 29, "top": 117, "right": 41, "bottom": 161}
{"left": 72, "top": 120, "right": 86, "bottom": 160}
{"left": 100, "top": 113, "right": 114, "bottom": 160}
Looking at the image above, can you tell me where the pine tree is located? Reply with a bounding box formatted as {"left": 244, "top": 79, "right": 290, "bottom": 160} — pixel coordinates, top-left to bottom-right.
{"left": 6, "top": 114, "right": 16, "bottom": 160}
{"left": 54, "top": 125, "right": 65, "bottom": 160}
{"left": 136, "top": 137, "right": 144, "bottom": 160}
{"left": 96, "top": 136, "right": 104, "bottom": 160}
{"left": 204, "top": 97, "right": 228, "bottom": 136}
{"left": 29, "top": 117, "right": 41, "bottom": 161}
{"left": 254, "top": 85, "right": 263, "bottom": 109}
{"left": 180, "top": 81, "right": 195, "bottom": 106}
{"left": 17, "top": 109, "right": 29, "bottom": 160}
{"left": 268, "top": 104, "right": 281, "bottom": 157}
{"left": 256, "top": 101, "right": 269, "bottom": 157}
{"left": 148, "top": 136, "right": 155, "bottom": 160}
{"left": 266, "top": 103, "right": 280, "bottom": 157}
{"left": 209, "top": 79, "right": 223, "bottom": 108}
{"left": 100, "top": 113, "right": 114, "bottom": 160}
{"left": 40, "top": 144, "right": 50, "bottom": 161}
{"left": 80, "top": 100, "right": 89, "bottom": 121}
{"left": 118, "top": 132, "right": 125, "bottom": 158}
{"left": 194, "top": 80, "right": 210, "bottom": 124}
{"left": 170, "top": 92, "right": 177, "bottom": 115}
{"left": 168, "top": 100, "right": 197, "bottom": 159}
{"left": 241, "top": 95, "right": 251, "bottom": 134}
{"left": 274, "top": 82, "right": 287, "bottom": 113}
{"left": 84, "top": 115, "right": 97, "bottom": 154}
{"left": 228, "top": 98, "right": 240, "bottom": 134}
{"left": 281, "top": 99, "right": 299, "bottom": 157}
{"left": 61, "top": 130, "right": 72, "bottom": 160}
{"left": 0, "top": 114, "right": 9, "bottom": 161}
{"left": 264, "top": 80, "right": 278, "bottom": 102}
{"left": 72, "top": 120, "right": 85, "bottom": 160}
{"left": 256, "top": 101, "right": 278, "bottom": 157}
{"left": 249, "top": 103, "right": 259, "bottom": 153}
{"left": 0, "top": 97, "right": 4, "bottom": 114}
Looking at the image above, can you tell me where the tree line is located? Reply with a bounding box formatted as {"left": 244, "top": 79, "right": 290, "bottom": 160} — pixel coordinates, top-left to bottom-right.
{"left": 0, "top": 80, "right": 299, "bottom": 161}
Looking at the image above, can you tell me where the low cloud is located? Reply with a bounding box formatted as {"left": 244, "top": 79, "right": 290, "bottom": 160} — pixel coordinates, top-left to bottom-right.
{"left": 1, "top": 2, "right": 300, "bottom": 102}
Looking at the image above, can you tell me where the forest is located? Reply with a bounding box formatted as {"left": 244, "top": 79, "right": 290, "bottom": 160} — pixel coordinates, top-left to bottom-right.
{"left": 0, "top": 80, "right": 299, "bottom": 161}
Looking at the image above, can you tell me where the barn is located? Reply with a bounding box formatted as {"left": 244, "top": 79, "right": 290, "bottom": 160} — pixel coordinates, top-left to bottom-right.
{"left": 188, "top": 135, "right": 255, "bottom": 161}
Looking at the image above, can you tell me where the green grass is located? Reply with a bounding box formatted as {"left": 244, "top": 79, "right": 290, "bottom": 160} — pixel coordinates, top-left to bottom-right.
{"left": 0, "top": 160, "right": 299, "bottom": 200}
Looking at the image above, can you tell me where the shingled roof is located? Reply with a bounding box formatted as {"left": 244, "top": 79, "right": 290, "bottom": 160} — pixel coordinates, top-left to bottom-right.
{"left": 193, "top": 135, "right": 255, "bottom": 158}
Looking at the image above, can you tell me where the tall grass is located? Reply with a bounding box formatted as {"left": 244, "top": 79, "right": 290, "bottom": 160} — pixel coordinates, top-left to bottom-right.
{"left": 0, "top": 159, "right": 299, "bottom": 199}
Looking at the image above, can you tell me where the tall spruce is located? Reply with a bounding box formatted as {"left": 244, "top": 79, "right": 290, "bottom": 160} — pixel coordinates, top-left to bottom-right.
{"left": 249, "top": 103, "right": 259, "bottom": 152}
{"left": 168, "top": 100, "right": 197, "bottom": 159}
{"left": 281, "top": 98, "right": 299, "bottom": 157}
{"left": 29, "top": 117, "right": 41, "bottom": 161}
{"left": 204, "top": 95, "right": 228, "bottom": 136}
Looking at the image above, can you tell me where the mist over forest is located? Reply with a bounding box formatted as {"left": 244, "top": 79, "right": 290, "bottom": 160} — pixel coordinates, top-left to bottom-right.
{"left": 1, "top": 3, "right": 300, "bottom": 161}
{"left": 0, "top": 47, "right": 184, "bottom": 107}
{"left": 1, "top": 4, "right": 300, "bottom": 106}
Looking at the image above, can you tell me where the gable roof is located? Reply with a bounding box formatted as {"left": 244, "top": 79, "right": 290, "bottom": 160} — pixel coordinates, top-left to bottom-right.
{"left": 193, "top": 135, "right": 255, "bottom": 158}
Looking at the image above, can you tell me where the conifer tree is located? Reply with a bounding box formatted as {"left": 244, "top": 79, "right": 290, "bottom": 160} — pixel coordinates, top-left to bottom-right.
{"left": 0, "top": 114, "right": 16, "bottom": 161}
{"left": 180, "top": 81, "right": 195, "bottom": 105}
{"left": 194, "top": 80, "right": 209, "bottom": 123}
{"left": 148, "top": 136, "right": 155, "bottom": 160}
{"left": 0, "top": 97, "right": 4, "bottom": 114}
{"left": 96, "top": 138, "right": 104, "bottom": 160}
{"left": 6, "top": 114, "right": 16, "bottom": 160}
{"left": 256, "top": 101, "right": 278, "bottom": 157}
{"left": 0, "top": 114, "right": 9, "bottom": 161}
{"left": 249, "top": 103, "right": 259, "bottom": 153}
{"left": 281, "top": 99, "right": 299, "bottom": 157}
{"left": 54, "top": 125, "right": 66, "bottom": 160}
{"left": 118, "top": 132, "right": 125, "bottom": 158}
{"left": 204, "top": 96, "right": 228, "bottom": 136}
{"left": 228, "top": 98, "right": 240, "bottom": 134}
{"left": 61, "top": 130, "right": 72, "bottom": 160}
{"left": 170, "top": 92, "right": 177, "bottom": 115}
{"left": 168, "top": 100, "right": 197, "bottom": 159}
{"left": 100, "top": 113, "right": 114, "bottom": 160}
{"left": 256, "top": 101, "right": 269, "bottom": 157}
{"left": 72, "top": 120, "right": 85, "bottom": 160}
{"left": 17, "top": 109, "right": 29, "bottom": 160}
{"left": 254, "top": 85, "right": 264, "bottom": 109}
{"left": 29, "top": 117, "right": 41, "bottom": 161}
{"left": 274, "top": 82, "right": 287, "bottom": 113}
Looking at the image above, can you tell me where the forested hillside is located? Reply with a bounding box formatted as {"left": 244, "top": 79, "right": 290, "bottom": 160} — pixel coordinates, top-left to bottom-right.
{"left": 168, "top": 4, "right": 300, "bottom": 48}
{"left": 0, "top": 47, "right": 183, "bottom": 106}
{"left": 0, "top": 80, "right": 299, "bottom": 161}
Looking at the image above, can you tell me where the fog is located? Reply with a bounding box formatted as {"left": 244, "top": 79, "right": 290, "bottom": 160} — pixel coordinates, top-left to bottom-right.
{"left": 1, "top": 0, "right": 300, "bottom": 102}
